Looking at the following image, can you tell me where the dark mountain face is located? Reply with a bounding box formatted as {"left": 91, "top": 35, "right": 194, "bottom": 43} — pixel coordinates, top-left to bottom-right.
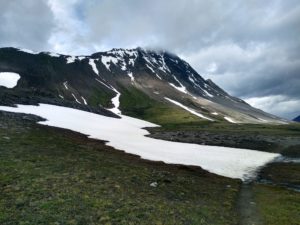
{"left": 0, "top": 47, "right": 286, "bottom": 124}
{"left": 293, "top": 115, "right": 300, "bottom": 122}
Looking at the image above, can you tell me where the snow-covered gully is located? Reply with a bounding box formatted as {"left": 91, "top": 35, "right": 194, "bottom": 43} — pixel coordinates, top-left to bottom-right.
{"left": 0, "top": 104, "right": 280, "bottom": 181}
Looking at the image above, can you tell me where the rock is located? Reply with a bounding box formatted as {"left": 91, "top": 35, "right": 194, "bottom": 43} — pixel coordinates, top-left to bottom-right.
{"left": 150, "top": 182, "right": 158, "bottom": 187}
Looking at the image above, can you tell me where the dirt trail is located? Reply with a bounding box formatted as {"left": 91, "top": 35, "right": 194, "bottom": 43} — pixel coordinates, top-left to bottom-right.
{"left": 237, "top": 183, "right": 263, "bottom": 225}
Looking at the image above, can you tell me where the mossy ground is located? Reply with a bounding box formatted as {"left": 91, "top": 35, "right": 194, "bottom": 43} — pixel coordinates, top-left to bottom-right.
{"left": 119, "top": 86, "right": 202, "bottom": 125}
{"left": 0, "top": 113, "right": 240, "bottom": 225}
{"left": 1, "top": 86, "right": 300, "bottom": 224}
{"left": 253, "top": 184, "right": 300, "bottom": 225}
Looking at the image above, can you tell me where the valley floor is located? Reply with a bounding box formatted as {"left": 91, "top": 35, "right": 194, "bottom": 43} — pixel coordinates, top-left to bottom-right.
{"left": 0, "top": 112, "right": 299, "bottom": 225}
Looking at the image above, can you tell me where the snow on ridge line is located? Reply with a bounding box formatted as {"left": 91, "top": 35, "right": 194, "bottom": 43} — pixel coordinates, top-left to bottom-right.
{"left": 18, "top": 48, "right": 39, "bottom": 54}
{"left": 66, "top": 56, "right": 76, "bottom": 64}
{"left": 101, "top": 55, "right": 118, "bottom": 71}
{"left": 0, "top": 104, "right": 280, "bottom": 180}
{"left": 0, "top": 72, "right": 21, "bottom": 88}
{"left": 165, "top": 97, "right": 214, "bottom": 121}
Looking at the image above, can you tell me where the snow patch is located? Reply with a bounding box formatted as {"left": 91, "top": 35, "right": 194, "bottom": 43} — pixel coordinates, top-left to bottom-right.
{"left": 127, "top": 72, "right": 134, "bottom": 82}
{"left": 101, "top": 56, "right": 118, "bottom": 71}
{"left": 169, "top": 75, "right": 188, "bottom": 94}
{"left": 0, "top": 72, "right": 20, "bottom": 88}
{"left": 18, "top": 48, "right": 39, "bottom": 54}
{"left": 63, "top": 81, "right": 69, "bottom": 90}
{"left": 71, "top": 93, "right": 81, "bottom": 104}
{"left": 95, "top": 78, "right": 113, "bottom": 90}
{"left": 211, "top": 112, "right": 219, "bottom": 115}
{"left": 89, "top": 59, "right": 99, "bottom": 75}
{"left": 66, "top": 56, "right": 76, "bottom": 64}
{"left": 224, "top": 116, "right": 238, "bottom": 123}
{"left": 109, "top": 86, "right": 121, "bottom": 115}
{"left": 95, "top": 79, "right": 121, "bottom": 114}
{"left": 81, "top": 96, "right": 88, "bottom": 105}
{"left": 48, "top": 52, "right": 60, "bottom": 57}
{"left": 165, "top": 97, "right": 214, "bottom": 121}
{"left": 158, "top": 54, "right": 171, "bottom": 73}
{"left": 203, "top": 89, "right": 214, "bottom": 98}
{"left": 0, "top": 104, "right": 280, "bottom": 180}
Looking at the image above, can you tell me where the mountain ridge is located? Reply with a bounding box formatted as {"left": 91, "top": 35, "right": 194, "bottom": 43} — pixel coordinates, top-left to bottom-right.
{"left": 0, "top": 47, "right": 286, "bottom": 124}
{"left": 293, "top": 115, "right": 300, "bottom": 122}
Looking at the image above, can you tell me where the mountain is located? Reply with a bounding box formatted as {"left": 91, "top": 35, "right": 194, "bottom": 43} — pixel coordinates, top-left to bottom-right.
{"left": 0, "top": 47, "right": 286, "bottom": 124}
{"left": 293, "top": 115, "right": 300, "bottom": 122}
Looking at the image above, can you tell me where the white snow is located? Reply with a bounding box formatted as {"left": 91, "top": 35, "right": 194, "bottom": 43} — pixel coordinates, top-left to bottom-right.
{"left": 101, "top": 56, "right": 118, "bottom": 71}
{"left": 48, "top": 52, "right": 60, "bottom": 57}
{"left": 158, "top": 54, "right": 171, "bottom": 73}
{"left": 109, "top": 86, "right": 121, "bottom": 115}
{"left": 127, "top": 72, "right": 134, "bottom": 82}
{"left": 126, "top": 50, "right": 138, "bottom": 66}
{"left": 59, "top": 94, "right": 64, "bottom": 99}
{"left": 169, "top": 83, "right": 187, "bottom": 94}
{"left": 72, "top": 93, "right": 81, "bottom": 104}
{"left": 66, "top": 56, "right": 76, "bottom": 64}
{"left": 165, "top": 97, "right": 214, "bottom": 121}
{"left": 77, "top": 56, "right": 86, "bottom": 60}
{"left": 95, "top": 78, "right": 121, "bottom": 114}
{"left": 95, "top": 78, "right": 112, "bottom": 90}
{"left": 0, "top": 72, "right": 20, "bottom": 88}
{"left": 89, "top": 59, "right": 99, "bottom": 75}
{"left": 0, "top": 104, "right": 280, "bottom": 180}
{"left": 203, "top": 89, "right": 214, "bottom": 98}
{"left": 146, "top": 64, "right": 162, "bottom": 80}
{"left": 211, "top": 112, "right": 219, "bottom": 115}
{"left": 81, "top": 96, "right": 88, "bottom": 105}
{"left": 169, "top": 75, "right": 188, "bottom": 94}
{"left": 224, "top": 116, "right": 238, "bottom": 123}
{"left": 18, "top": 48, "right": 39, "bottom": 54}
{"left": 63, "top": 81, "right": 69, "bottom": 90}
{"left": 146, "top": 64, "right": 155, "bottom": 73}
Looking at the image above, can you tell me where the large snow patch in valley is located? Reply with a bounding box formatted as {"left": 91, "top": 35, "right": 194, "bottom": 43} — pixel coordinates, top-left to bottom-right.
{"left": 0, "top": 104, "right": 280, "bottom": 180}
{"left": 0, "top": 72, "right": 20, "bottom": 88}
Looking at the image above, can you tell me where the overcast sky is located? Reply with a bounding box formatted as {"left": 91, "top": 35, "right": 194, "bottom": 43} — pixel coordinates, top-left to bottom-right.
{"left": 0, "top": 0, "right": 299, "bottom": 119}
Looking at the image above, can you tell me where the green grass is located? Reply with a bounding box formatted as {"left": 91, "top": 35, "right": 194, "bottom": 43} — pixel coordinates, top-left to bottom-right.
{"left": 0, "top": 113, "right": 240, "bottom": 225}
{"left": 88, "top": 87, "right": 115, "bottom": 108}
{"left": 254, "top": 184, "right": 300, "bottom": 225}
{"left": 154, "top": 120, "right": 300, "bottom": 135}
{"left": 119, "top": 86, "right": 205, "bottom": 125}
{"left": 117, "top": 86, "right": 300, "bottom": 137}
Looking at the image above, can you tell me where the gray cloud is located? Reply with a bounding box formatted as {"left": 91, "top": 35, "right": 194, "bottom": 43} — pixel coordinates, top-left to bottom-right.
{"left": 0, "top": 0, "right": 55, "bottom": 51}
{"left": 0, "top": 0, "right": 299, "bottom": 119}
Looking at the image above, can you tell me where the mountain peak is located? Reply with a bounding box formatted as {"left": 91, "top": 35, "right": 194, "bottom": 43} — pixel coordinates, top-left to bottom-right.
{"left": 0, "top": 46, "right": 286, "bottom": 124}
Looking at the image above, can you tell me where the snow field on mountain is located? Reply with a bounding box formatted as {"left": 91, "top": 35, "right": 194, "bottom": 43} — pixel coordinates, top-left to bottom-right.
{"left": 0, "top": 104, "right": 280, "bottom": 180}
{"left": 0, "top": 72, "right": 20, "bottom": 88}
